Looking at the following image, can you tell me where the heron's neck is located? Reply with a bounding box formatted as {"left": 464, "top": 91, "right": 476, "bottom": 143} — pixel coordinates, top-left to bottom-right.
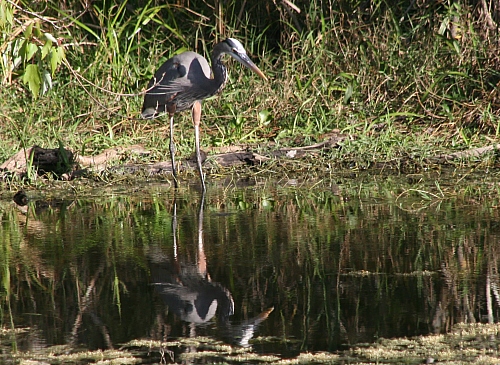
{"left": 211, "top": 55, "right": 228, "bottom": 95}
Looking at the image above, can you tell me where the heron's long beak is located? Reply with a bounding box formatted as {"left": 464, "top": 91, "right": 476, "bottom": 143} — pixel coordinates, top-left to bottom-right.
{"left": 236, "top": 53, "right": 268, "bottom": 81}
{"left": 248, "top": 62, "right": 268, "bottom": 81}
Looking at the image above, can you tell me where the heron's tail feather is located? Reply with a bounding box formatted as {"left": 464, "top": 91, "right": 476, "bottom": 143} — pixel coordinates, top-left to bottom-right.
{"left": 141, "top": 107, "right": 157, "bottom": 119}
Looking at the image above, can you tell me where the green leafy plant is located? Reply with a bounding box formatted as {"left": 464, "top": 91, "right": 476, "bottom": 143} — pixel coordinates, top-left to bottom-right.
{"left": 0, "top": 1, "right": 65, "bottom": 98}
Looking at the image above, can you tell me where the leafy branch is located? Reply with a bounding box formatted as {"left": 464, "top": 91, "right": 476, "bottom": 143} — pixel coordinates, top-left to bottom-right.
{"left": 0, "top": 0, "right": 65, "bottom": 98}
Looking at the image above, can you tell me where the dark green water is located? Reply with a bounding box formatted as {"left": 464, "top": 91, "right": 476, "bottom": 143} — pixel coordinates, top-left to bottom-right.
{"left": 1, "top": 175, "right": 500, "bottom": 363}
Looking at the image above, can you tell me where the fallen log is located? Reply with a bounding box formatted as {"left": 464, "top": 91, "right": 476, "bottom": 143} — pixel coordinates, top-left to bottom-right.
{"left": 0, "top": 145, "right": 74, "bottom": 176}
{"left": 0, "top": 133, "right": 346, "bottom": 180}
{"left": 429, "top": 144, "right": 500, "bottom": 163}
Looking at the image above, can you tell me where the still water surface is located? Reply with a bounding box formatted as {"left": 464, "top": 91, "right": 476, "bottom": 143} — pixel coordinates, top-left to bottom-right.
{"left": 1, "top": 175, "right": 499, "bottom": 363}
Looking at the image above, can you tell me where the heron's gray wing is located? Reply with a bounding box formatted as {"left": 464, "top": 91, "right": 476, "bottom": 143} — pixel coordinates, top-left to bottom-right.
{"left": 141, "top": 57, "right": 189, "bottom": 118}
{"left": 141, "top": 51, "right": 214, "bottom": 118}
{"left": 150, "top": 57, "right": 188, "bottom": 86}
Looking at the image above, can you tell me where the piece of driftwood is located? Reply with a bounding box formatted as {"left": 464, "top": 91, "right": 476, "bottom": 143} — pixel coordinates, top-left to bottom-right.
{"left": 0, "top": 148, "right": 32, "bottom": 173}
{"left": 109, "top": 141, "right": 500, "bottom": 176}
{"left": 429, "top": 144, "right": 500, "bottom": 163}
{"left": 0, "top": 145, "right": 148, "bottom": 178}
{"left": 0, "top": 133, "right": 345, "bottom": 179}
{"left": 110, "top": 151, "right": 270, "bottom": 175}
{"left": 77, "top": 145, "right": 149, "bottom": 168}
{"left": 0, "top": 145, "right": 74, "bottom": 176}
{"left": 3, "top": 133, "right": 499, "bottom": 181}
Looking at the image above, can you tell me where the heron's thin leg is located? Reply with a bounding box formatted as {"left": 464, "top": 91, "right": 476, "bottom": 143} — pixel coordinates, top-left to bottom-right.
{"left": 169, "top": 113, "right": 179, "bottom": 188}
{"left": 197, "top": 191, "right": 206, "bottom": 277}
{"left": 192, "top": 101, "right": 206, "bottom": 191}
{"left": 172, "top": 194, "right": 178, "bottom": 260}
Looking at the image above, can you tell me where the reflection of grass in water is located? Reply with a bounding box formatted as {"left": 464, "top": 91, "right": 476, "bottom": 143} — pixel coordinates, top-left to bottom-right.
{"left": 0, "top": 207, "right": 26, "bottom": 353}
{"left": 345, "top": 270, "right": 436, "bottom": 277}
{"left": 0, "top": 182, "right": 500, "bottom": 363}
{"left": 3, "top": 324, "right": 500, "bottom": 364}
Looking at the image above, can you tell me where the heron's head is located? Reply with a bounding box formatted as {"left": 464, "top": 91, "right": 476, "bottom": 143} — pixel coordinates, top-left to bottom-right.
{"left": 216, "top": 38, "right": 267, "bottom": 81}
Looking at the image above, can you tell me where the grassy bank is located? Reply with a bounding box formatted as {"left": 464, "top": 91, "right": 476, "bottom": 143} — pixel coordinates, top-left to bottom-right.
{"left": 1, "top": 0, "right": 499, "bottom": 186}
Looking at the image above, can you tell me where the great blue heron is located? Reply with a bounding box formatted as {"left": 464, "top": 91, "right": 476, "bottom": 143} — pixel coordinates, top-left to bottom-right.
{"left": 141, "top": 38, "right": 267, "bottom": 191}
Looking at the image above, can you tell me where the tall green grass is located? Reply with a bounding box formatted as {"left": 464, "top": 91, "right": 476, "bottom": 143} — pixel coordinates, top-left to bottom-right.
{"left": 0, "top": 0, "right": 499, "bottom": 176}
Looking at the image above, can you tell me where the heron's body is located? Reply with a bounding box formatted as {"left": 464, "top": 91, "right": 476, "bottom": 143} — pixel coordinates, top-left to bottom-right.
{"left": 142, "top": 51, "right": 226, "bottom": 117}
{"left": 141, "top": 38, "right": 267, "bottom": 191}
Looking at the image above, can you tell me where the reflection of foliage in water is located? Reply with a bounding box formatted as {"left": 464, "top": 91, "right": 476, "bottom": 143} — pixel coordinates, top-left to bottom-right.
{"left": 1, "top": 175, "right": 500, "bottom": 362}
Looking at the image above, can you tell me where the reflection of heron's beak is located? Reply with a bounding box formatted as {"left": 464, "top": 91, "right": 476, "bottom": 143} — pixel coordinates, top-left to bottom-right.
{"left": 255, "top": 306, "right": 274, "bottom": 322}
{"left": 237, "top": 53, "right": 268, "bottom": 81}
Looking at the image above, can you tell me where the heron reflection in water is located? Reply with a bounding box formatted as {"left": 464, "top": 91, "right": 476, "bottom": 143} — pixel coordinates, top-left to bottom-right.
{"left": 147, "top": 193, "right": 273, "bottom": 346}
